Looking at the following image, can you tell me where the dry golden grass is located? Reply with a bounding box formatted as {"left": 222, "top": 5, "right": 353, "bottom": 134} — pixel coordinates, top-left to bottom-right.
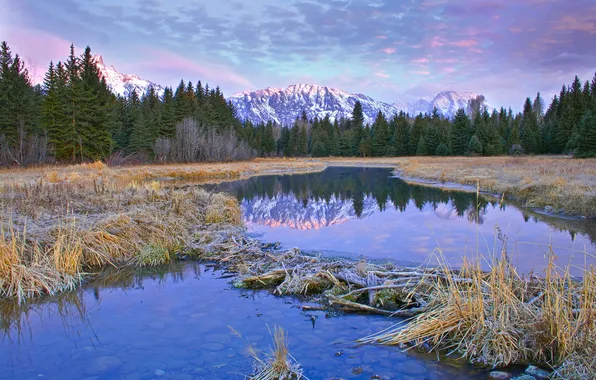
{"left": 0, "top": 158, "right": 325, "bottom": 189}
{"left": 231, "top": 325, "right": 305, "bottom": 380}
{"left": 359, "top": 246, "right": 596, "bottom": 376}
{"left": 0, "top": 169, "right": 245, "bottom": 301}
{"left": 319, "top": 156, "right": 596, "bottom": 218}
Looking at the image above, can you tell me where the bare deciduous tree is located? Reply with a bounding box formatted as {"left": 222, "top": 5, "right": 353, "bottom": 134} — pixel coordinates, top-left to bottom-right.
{"left": 153, "top": 118, "right": 255, "bottom": 163}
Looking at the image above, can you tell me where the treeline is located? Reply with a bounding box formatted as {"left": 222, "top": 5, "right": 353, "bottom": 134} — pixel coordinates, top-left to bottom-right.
{"left": 1, "top": 39, "right": 595, "bottom": 167}
{"left": 0, "top": 41, "right": 252, "bottom": 166}
{"left": 241, "top": 74, "right": 596, "bottom": 158}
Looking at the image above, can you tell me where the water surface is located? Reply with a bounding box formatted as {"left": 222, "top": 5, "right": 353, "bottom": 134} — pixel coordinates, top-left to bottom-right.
{"left": 1, "top": 263, "right": 492, "bottom": 379}
{"left": 209, "top": 167, "right": 596, "bottom": 275}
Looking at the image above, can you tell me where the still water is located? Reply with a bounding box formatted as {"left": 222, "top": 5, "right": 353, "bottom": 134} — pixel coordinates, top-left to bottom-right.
{"left": 1, "top": 263, "right": 494, "bottom": 380}
{"left": 2, "top": 167, "right": 595, "bottom": 379}
{"left": 211, "top": 167, "right": 596, "bottom": 275}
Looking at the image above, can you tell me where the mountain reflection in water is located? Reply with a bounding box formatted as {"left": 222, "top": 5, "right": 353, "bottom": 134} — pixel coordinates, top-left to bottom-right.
{"left": 208, "top": 167, "right": 596, "bottom": 275}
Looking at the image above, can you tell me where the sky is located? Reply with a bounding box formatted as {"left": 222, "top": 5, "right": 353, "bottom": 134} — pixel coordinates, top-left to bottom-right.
{"left": 1, "top": 0, "right": 595, "bottom": 110}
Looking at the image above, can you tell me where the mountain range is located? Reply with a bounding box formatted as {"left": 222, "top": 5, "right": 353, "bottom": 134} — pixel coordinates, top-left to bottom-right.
{"left": 28, "top": 54, "right": 484, "bottom": 124}
{"left": 229, "top": 85, "right": 482, "bottom": 125}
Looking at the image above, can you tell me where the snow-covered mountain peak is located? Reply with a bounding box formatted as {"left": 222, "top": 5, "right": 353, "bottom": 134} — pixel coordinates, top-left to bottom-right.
{"left": 230, "top": 84, "right": 488, "bottom": 125}
{"left": 91, "top": 55, "right": 164, "bottom": 98}
{"left": 229, "top": 84, "right": 402, "bottom": 126}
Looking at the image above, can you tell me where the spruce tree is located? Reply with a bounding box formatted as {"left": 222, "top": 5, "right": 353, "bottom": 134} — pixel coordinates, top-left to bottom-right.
{"left": 393, "top": 113, "right": 410, "bottom": 156}
{"left": 372, "top": 111, "right": 389, "bottom": 156}
{"left": 521, "top": 97, "right": 539, "bottom": 154}
{"left": 297, "top": 125, "right": 308, "bottom": 156}
{"left": 466, "top": 135, "right": 483, "bottom": 156}
{"left": 576, "top": 111, "right": 596, "bottom": 157}
{"left": 351, "top": 101, "right": 364, "bottom": 130}
{"left": 451, "top": 108, "right": 472, "bottom": 155}
{"left": 415, "top": 136, "right": 427, "bottom": 156}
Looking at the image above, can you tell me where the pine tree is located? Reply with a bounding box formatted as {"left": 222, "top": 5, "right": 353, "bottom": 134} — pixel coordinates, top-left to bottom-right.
{"left": 435, "top": 142, "right": 449, "bottom": 156}
{"left": 262, "top": 122, "right": 276, "bottom": 156}
{"left": 351, "top": 101, "right": 364, "bottom": 130}
{"left": 393, "top": 113, "right": 410, "bottom": 156}
{"left": 0, "top": 41, "right": 38, "bottom": 164}
{"left": 451, "top": 108, "right": 472, "bottom": 155}
{"left": 78, "top": 46, "right": 113, "bottom": 159}
{"left": 576, "top": 111, "right": 596, "bottom": 157}
{"left": 466, "top": 135, "right": 483, "bottom": 156}
{"left": 409, "top": 115, "right": 427, "bottom": 155}
{"left": 160, "top": 87, "right": 176, "bottom": 137}
{"left": 521, "top": 97, "right": 539, "bottom": 154}
{"left": 297, "top": 125, "right": 308, "bottom": 156}
{"left": 372, "top": 111, "right": 389, "bottom": 156}
{"left": 415, "top": 136, "right": 427, "bottom": 156}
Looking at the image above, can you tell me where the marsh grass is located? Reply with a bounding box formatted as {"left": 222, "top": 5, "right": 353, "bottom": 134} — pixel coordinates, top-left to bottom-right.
{"left": 231, "top": 325, "right": 306, "bottom": 380}
{"left": 0, "top": 162, "right": 245, "bottom": 301}
{"left": 359, "top": 240, "right": 596, "bottom": 377}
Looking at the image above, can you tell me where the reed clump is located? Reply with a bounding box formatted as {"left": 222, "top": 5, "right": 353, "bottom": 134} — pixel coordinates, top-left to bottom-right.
{"left": 231, "top": 325, "right": 306, "bottom": 380}
{"left": 359, "top": 248, "right": 596, "bottom": 377}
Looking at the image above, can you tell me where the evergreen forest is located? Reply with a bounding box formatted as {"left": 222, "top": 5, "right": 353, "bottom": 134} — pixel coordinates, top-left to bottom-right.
{"left": 1, "top": 41, "right": 595, "bottom": 166}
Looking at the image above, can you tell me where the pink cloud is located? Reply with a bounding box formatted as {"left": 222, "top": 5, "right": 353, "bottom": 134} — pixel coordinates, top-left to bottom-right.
{"left": 0, "top": 26, "right": 73, "bottom": 64}
{"left": 375, "top": 71, "right": 390, "bottom": 78}
{"left": 430, "top": 36, "right": 445, "bottom": 48}
{"left": 411, "top": 70, "right": 431, "bottom": 76}
{"left": 442, "top": 67, "right": 456, "bottom": 74}
{"left": 554, "top": 16, "right": 596, "bottom": 34}
{"left": 381, "top": 48, "right": 396, "bottom": 54}
{"left": 376, "top": 35, "right": 388, "bottom": 39}
{"left": 469, "top": 48, "right": 483, "bottom": 54}
{"left": 431, "top": 36, "right": 480, "bottom": 49}
{"left": 451, "top": 39, "right": 477, "bottom": 47}
{"left": 0, "top": 26, "right": 74, "bottom": 84}
{"left": 435, "top": 59, "right": 458, "bottom": 63}
{"left": 142, "top": 47, "right": 254, "bottom": 89}
{"left": 412, "top": 58, "right": 430, "bottom": 63}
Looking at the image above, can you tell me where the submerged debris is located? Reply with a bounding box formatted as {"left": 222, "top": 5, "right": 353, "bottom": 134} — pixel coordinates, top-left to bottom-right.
{"left": 193, "top": 227, "right": 596, "bottom": 378}
{"left": 191, "top": 226, "right": 434, "bottom": 318}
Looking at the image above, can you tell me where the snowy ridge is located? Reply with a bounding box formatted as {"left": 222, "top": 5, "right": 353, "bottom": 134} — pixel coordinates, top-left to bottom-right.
{"left": 229, "top": 84, "right": 486, "bottom": 125}
{"left": 92, "top": 55, "right": 164, "bottom": 98}
{"left": 242, "top": 194, "right": 378, "bottom": 230}
{"left": 229, "top": 84, "right": 399, "bottom": 126}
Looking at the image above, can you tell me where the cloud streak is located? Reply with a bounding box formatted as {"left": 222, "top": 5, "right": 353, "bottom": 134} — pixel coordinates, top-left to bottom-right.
{"left": 4, "top": 0, "right": 595, "bottom": 110}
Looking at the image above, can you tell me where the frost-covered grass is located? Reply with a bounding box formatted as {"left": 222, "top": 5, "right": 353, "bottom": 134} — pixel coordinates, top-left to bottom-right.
{"left": 0, "top": 165, "right": 246, "bottom": 301}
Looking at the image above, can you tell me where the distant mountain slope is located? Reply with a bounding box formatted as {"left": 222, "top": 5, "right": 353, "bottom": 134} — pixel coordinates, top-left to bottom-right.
{"left": 27, "top": 55, "right": 163, "bottom": 98}
{"left": 92, "top": 55, "right": 163, "bottom": 97}
{"left": 229, "top": 84, "right": 485, "bottom": 125}
{"left": 229, "top": 84, "right": 399, "bottom": 126}
{"left": 27, "top": 56, "right": 484, "bottom": 117}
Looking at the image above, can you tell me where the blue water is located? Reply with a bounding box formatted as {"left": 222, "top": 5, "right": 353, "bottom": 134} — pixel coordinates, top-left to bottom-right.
{"left": 209, "top": 167, "right": 596, "bottom": 276}
{"left": 1, "top": 263, "right": 490, "bottom": 379}
{"left": 2, "top": 167, "right": 593, "bottom": 379}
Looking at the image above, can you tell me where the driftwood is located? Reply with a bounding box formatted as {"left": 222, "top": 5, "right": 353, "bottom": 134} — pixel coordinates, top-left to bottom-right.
{"left": 329, "top": 296, "right": 426, "bottom": 317}
{"left": 190, "top": 226, "right": 445, "bottom": 318}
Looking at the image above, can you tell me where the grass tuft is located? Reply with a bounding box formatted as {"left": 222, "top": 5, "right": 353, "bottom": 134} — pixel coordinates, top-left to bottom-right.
{"left": 134, "top": 244, "right": 170, "bottom": 267}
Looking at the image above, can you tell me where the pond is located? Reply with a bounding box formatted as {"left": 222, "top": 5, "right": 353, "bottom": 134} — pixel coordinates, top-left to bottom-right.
{"left": 1, "top": 263, "right": 495, "bottom": 380}
{"left": 209, "top": 166, "right": 596, "bottom": 276}
{"left": 2, "top": 166, "right": 595, "bottom": 380}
